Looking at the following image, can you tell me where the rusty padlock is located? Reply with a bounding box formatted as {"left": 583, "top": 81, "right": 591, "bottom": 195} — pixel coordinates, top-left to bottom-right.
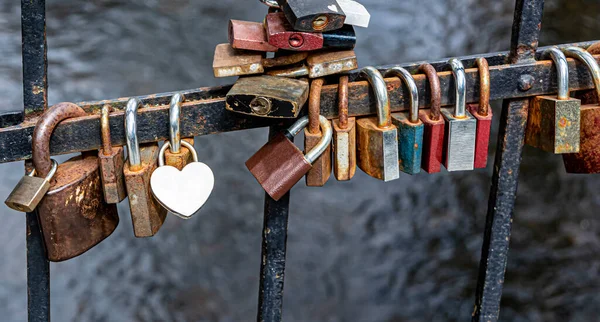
{"left": 332, "top": 76, "right": 356, "bottom": 181}
{"left": 163, "top": 93, "right": 195, "bottom": 171}
{"left": 417, "top": 64, "right": 445, "bottom": 173}
{"left": 34, "top": 102, "right": 119, "bottom": 262}
{"left": 213, "top": 44, "right": 265, "bottom": 78}
{"left": 98, "top": 105, "right": 127, "bottom": 204}
{"left": 246, "top": 115, "right": 332, "bottom": 201}
{"left": 123, "top": 98, "right": 167, "bottom": 237}
{"left": 305, "top": 78, "right": 332, "bottom": 186}
{"left": 562, "top": 46, "right": 600, "bottom": 173}
{"left": 275, "top": 0, "right": 346, "bottom": 33}
{"left": 229, "top": 19, "right": 279, "bottom": 52}
{"left": 467, "top": 58, "right": 493, "bottom": 169}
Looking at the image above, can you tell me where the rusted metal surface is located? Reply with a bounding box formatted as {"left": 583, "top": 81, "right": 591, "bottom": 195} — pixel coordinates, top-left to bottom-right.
{"left": 262, "top": 52, "right": 308, "bottom": 68}
{"left": 525, "top": 95, "right": 581, "bottom": 153}
{"left": 306, "top": 49, "right": 358, "bottom": 78}
{"left": 468, "top": 58, "right": 493, "bottom": 169}
{"left": 265, "top": 64, "right": 309, "bottom": 78}
{"left": 305, "top": 78, "right": 331, "bottom": 186}
{"left": 275, "top": 0, "right": 345, "bottom": 33}
{"left": 418, "top": 63, "right": 445, "bottom": 173}
{"left": 266, "top": 12, "right": 324, "bottom": 51}
{"left": 99, "top": 104, "right": 127, "bottom": 204}
{"left": 229, "top": 20, "right": 279, "bottom": 52}
{"left": 164, "top": 138, "right": 195, "bottom": 171}
{"left": 213, "top": 44, "right": 264, "bottom": 78}
{"left": 332, "top": 76, "right": 356, "bottom": 181}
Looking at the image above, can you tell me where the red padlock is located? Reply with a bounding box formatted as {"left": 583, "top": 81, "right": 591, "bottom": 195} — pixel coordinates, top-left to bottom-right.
{"left": 417, "top": 63, "right": 445, "bottom": 173}
{"left": 467, "top": 57, "right": 493, "bottom": 169}
{"left": 229, "top": 19, "right": 279, "bottom": 52}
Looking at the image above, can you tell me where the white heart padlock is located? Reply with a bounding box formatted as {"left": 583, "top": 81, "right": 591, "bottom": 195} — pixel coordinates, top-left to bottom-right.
{"left": 150, "top": 140, "right": 214, "bottom": 219}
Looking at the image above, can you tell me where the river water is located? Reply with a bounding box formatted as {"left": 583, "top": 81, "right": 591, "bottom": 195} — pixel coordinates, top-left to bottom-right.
{"left": 0, "top": 1, "right": 599, "bottom": 321}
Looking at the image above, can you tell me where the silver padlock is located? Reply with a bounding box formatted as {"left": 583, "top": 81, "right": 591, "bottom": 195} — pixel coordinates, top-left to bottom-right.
{"left": 441, "top": 58, "right": 476, "bottom": 172}
{"left": 5, "top": 160, "right": 58, "bottom": 212}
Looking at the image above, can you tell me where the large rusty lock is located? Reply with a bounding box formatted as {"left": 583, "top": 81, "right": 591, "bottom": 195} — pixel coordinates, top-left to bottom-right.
{"left": 332, "top": 76, "right": 357, "bottom": 181}
{"left": 562, "top": 46, "right": 600, "bottom": 173}
{"left": 98, "top": 105, "right": 127, "bottom": 204}
{"left": 305, "top": 78, "right": 332, "bottom": 186}
{"left": 123, "top": 98, "right": 167, "bottom": 237}
{"left": 163, "top": 93, "right": 195, "bottom": 171}
{"left": 34, "top": 102, "right": 119, "bottom": 262}
{"left": 417, "top": 64, "right": 445, "bottom": 173}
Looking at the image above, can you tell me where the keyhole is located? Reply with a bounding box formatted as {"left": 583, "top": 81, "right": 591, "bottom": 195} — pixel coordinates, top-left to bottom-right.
{"left": 312, "top": 15, "right": 328, "bottom": 30}
{"left": 250, "top": 97, "right": 272, "bottom": 115}
{"left": 288, "top": 34, "right": 304, "bottom": 48}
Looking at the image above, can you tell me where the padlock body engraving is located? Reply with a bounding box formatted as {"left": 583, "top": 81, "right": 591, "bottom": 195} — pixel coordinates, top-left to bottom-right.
{"left": 246, "top": 133, "right": 312, "bottom": 201}
{"left": 418, "top": 110, "right": 445, "bottom": 174}
{"left": 276, "top": 0, "right": 346, "bottom": 33}
{"left": 526, "top": 96, "right": 581, "bottom": 154}
{"left": 229, "top": 20, "right": 279, "bottom": 52}
{"left": 332, "top": 118, "right": 356, "bottom": 181}
{"left": 356, "top": 117, "right": 400, "bottom": 181}
{"left": 38, "top": 155, "right": 119, "bottom": 262}
{"left": 164, "top": 138, "right": 195, "bottom": 171}
{"left": 306, "top": 50, "right": 358, "bottom": 78}
{"left": 563, "top": 105, "right": 600, "bottom": 173}
{"left": 468, "top": 104, "right": 493, "bottom": 169}
{"left": 99, "top": 146, "right": 127, "bottom": 204}
{"left": 213, "top": 44, "right": 264, "bottom": 78}
{"left": 5, "top": 176, "right": 50, "bottom": 212}
{"left": 392, "top": 113, "right": 424, "bottom": 175}
{"left": 226, "top": 75, "right": 309, "bottom": 118}
{"left": 304, "top": 128, "right": 331, "bottom": 186}
{"left": 441, "top": 109, "right": 477, "bottom": 172}
{"left": 124, "top": 144, "right": 167, "bottom": 238}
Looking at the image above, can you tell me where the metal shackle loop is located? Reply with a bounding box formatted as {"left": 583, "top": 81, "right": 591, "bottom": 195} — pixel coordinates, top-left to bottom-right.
{"left": 449, "top": 58, "right": 467, "bottom": 118}
{"left": 544, "top": 48, "right": 570, "bottom": 100}
{"left": 360, "top": 66, "right": 391, "bottom": 128}
{"left": 418, "top": 63, "right": 442, "bottom": 121}
{"left": 28, "top": 159, "right": 58, "bottom": 181}
{"left": 286, "top": 115, "right": 333, "bottom": 164}
{"left": 169, "top": 93, "right": 185, "bottom": 154}
{"left": 260, "top": 0, "right": 280, "bottom": 8}
{"left": 563, "top": 47, "right": 600, "bottom": 104}
{"left": 385, "top": 67, "right": 419, "bottom": 123}
{"left": 158, "top": 140, "right": 198, "bottom": 167}
{"left": 100, "top": 105, "right": 113, "bottom": 155}
{"left": 125, "top": 97, "right": 144, "bottom": 169}
{"left": 338, "top": 76, "right": 349, "bottom": 129}
{"left": 475, "top": 57, "right": 491, "bottom": 116}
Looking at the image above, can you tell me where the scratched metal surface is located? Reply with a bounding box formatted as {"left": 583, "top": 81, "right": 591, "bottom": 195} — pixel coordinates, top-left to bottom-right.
{"left": 0, "top": 1, "right": 599, "bottom": 321}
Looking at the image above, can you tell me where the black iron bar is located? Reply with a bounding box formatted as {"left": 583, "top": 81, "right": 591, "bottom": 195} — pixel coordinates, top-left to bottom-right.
{"left": 472, "top": 0, "right": 545, "bottom": 321}
{"left": 256, "top": 125, "right": 291, "bottom": 322}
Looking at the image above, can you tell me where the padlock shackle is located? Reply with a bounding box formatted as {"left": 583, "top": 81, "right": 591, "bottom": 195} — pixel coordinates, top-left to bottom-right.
{"left": 449, "top": 59, "right": 467, "bottom": 118}
{"left": 475, "top": 58, "right": 491, "bottom": 116}
{"left": 544, "top": 48, "right": 570, "bottom": 100}
{"left": 418, "top": 64, "right": 441, "bottom": 121}
{"left": 125, "top": 98, "right": 143, "bottom": 169}
{"left": 33, "top": 102, "right": 87, "bottom": 177}
{"left": 360, "top": 66, "right": 391, "bottom": 128}
{"left": 338, "top": 76, "right": 349, "bottom": 129}
{"left": 169, "top": 93, "right": 185, "bottom": 154}
{"left": 286, "top": 115, "right": 332, "bottom": 163}
{"left": 100, "top": 105, "right": 113, "bottom": 155}
{"left": 260, "top": 0, "right": 280, "bottom": 8}
{"left": 158, "top": 140, "right": 198, "bottom": 167}
{"left": 563, "top": 47, "right": 600, "bottom": 104}
{"left": 385, "top": 67, "right": 419, "bottom": 123}
{"left": 309, "top": 79, "right": 325, "bottom": 134}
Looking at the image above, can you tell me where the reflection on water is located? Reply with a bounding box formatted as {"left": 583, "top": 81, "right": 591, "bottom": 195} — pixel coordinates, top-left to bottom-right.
{"left": 0, "top": 1, "right": 599, "bottom": 321}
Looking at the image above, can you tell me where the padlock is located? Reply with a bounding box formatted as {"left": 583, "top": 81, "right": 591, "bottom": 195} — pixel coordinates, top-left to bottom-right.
{"left": 163, "top": 93, "right": 195, "bottom": 171}
{"left": 525, "top": 48, "right": 581, "bottom": 154}
{"left": 229, "top": 20, "right": 279, "bottom": 52}
{"left": 98, "top": 104, "right": 127, "bottom": 204}
{"left": 305, "top": 78, "right": 332, "bottom": 186}
{"left": 306, "top": 49, "right": 358, "bottom": 78}
{"left": 332, "top": 75, "right": 356, "bottom": 181}
{"left": 417, "top": 63, "right": 445, "bottom": 174}
{"left": 336, "top": 0, "right": 370, "bottom": 28}
{"left": 226, "top": 75, "right": 309, "bottom": 118}
{"left": 562, "top": 46, "right": 600, "bottom": 173}
{"left": 123, "top": 98, "right": 167, "bottom": 238}
{"left": 275, "top": 0, "right": 346, "bottom": 33}
{"left": 246, "top": 115, "right": 332, "bottom": 201}
{"left": 385, "top": 67, "right": 424, "bottom": 175}
{"left": 265, "top": 12, "right": 356, "bottom": 52}
{"left": 266, "top": 64, "right": 310, "bottom": 78}
{"left": 467, "top": 58, "right": 493, "bottom": 169}
{"left": 34, "top": 102, "right": 119, "bottom": 262}
{"left": 213, "top": 44, "right": 265, "bottom": 78}
{"left": 356, "top": 66, "right": 400, "bottom": 181}
{"left": 441, "top": 59, "right": 477, "bottom": 172}
{"left": 5, "top": 160, "right": 57, "bottom": 213}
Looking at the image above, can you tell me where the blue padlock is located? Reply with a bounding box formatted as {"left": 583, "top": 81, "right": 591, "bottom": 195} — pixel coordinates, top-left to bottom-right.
{"left": 385, "top": 67, "right": 424, "bottom": 175}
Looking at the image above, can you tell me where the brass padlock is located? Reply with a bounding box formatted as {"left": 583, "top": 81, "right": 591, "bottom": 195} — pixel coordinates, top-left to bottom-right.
{"left": 305, "top": 78, "right": 332, "bottom": 186}
{"left": 356, "top": 66, "right": 400, "bottom": 181}
{"left": 246, "top": 115, "right": 332, "bottom": 201}
{"left": 5, "top": 160, "right": 57, "bottom": 213}
{"left": 123, "top": 98, "right": 167, "bottom": 238}
{"left": 98, "top": 105, "right": 127, "bottom": 204}
{"left": 332, "top": 76, "right": 357, "bottom": 181}
{"left": 34, "top": 102, "right": 119, "bottom": 262}
{"left": 525, "top": 48, "right": 581, "bottom": 154}
{"left": 163, "top": 93, "right": 195, "bottom": 171}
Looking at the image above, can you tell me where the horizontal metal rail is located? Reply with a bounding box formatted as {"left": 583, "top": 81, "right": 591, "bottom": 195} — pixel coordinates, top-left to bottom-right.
{"left": 0, "top": 40, "right": 597, "bottom": 164}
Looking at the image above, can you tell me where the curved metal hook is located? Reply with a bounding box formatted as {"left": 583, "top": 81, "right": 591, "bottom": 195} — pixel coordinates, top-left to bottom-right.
{"left": 360, "top": 66, "right": 391, "bottom": 128}
{"left": 125, "top": 97, "right": 144, "bottom": 168}
{"left": 449, "top": 58, "right": 467, "bottom": 118}
{"left": 563, "top": 47, "right": 600, "bottom": 103}
{"left": 169, "top": 93, "right": 185, "bottom": 153}
{"left": 544, "top": 48, "right": 570, "bottom": 100}
{"left": 385, "top": 67, "right": 419, "bottom": 123}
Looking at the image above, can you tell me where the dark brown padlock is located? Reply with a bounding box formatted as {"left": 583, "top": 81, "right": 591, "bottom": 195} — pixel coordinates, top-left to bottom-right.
{"left": 305, "top": 78, "right": 332, "bottom": 186}
{"left": 34, "top": 102, "right": 119, "bottom": 262}
{"left": 98, "top": 105, "right": 127, "bottom": 203}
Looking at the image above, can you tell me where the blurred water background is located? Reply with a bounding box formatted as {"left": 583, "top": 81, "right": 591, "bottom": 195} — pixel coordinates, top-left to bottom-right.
{"left": 0, "top": 1, "right": 599, "bottom": 321}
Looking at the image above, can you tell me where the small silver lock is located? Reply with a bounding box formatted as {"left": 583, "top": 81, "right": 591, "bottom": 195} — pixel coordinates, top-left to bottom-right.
{"left": 441, "top": 58, "right": 477, "bottom": 172}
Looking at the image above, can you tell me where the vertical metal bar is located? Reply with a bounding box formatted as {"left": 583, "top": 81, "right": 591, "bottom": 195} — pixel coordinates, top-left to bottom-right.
{"left": 21, "top": 1, "right": 50, "bottom": 322}
{"left": 257, "top": 126, "right": 291, "bottom": 322}
{"left": 472, "top": 1, "right": 544, "bottom": 321}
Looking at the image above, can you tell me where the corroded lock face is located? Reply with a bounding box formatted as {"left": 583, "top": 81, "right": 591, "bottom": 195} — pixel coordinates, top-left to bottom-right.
{"left": 275, "top": 0, "right": 346, "bottom": 33}
{"left": 305, "top": 79, "right": 332, "bottom": 187}
{"left": 226, "top": 75, "right": 309, "bottom": 118}
{"left": 332, "top": 76, "right": 356, "bottom": 181}
{"left": 213, "top": 44, "right": 265, "bottom": 78}
{"left": 229, "top": 20, "right": 279, "bottom": 52}
{"left": 306, "top": 50, "right": 358, "bottom": 78}
{"left": 417, "top": 63, "right": 445, "bottom": 174}
{"left": 98, "top": 105, "right": 127, "bottom": 204}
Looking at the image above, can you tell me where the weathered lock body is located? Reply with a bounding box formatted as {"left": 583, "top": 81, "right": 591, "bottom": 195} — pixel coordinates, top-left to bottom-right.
{"left": 163, "top": 94, "right": 195, "bottom": 171}
{"left": 226, "top": 75, "right": 309, "bottom": 118}
{"left": 356, "top": 67, "right": 400, "bottom": 181}
{"left": 417, "top": 64, "right": 445, "bottom": 173}
{"left": 442, "top": 59, "right": 477, "bottom": 172}
{"left": 336, "top": 0, "right": 370, "bottom": 28}
{"left": 246, "top": 115, "right": 332, "bottom": 201}
{"left": 525, "top": 48, "right": 581, "bottom": 154}
{"left": 34, "top": 102, "right": 119, "bottom": 262}
{"left": 306, "top": 50, "right": 358, "bottom": 78}
{"left": 276, "top": 0, "right": 345, "bottom": 33}
{"left": 332, "top": 76, "right": 356, "bottom": 181}
{"left": 305, "top": 78, "right": 332, "bottom": 186}
{"left": 562, "top": 46, "right": 600, "bottom": 173}
{"left": 124, "top": 98, "right": 167, "bottom": 237}
{"left": 386, "top": 67, "right": 424, "bottom": 175}
{"left": 467, "top": 58, "right": 493, "bottom": 169}
{"left": 98, "top": 105, "right": 127, "bottom": 204}
{"left": 213, "top": 44, "right": 265, "bottom": 78}
{"left": 266, "top": 64, "right": 310, "bottom": 78}
{"left": 229, "top": 20, "right": 279, "bottom": 52}
{"left": 5, "top": 161, "right": 57, "bottom": 213}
